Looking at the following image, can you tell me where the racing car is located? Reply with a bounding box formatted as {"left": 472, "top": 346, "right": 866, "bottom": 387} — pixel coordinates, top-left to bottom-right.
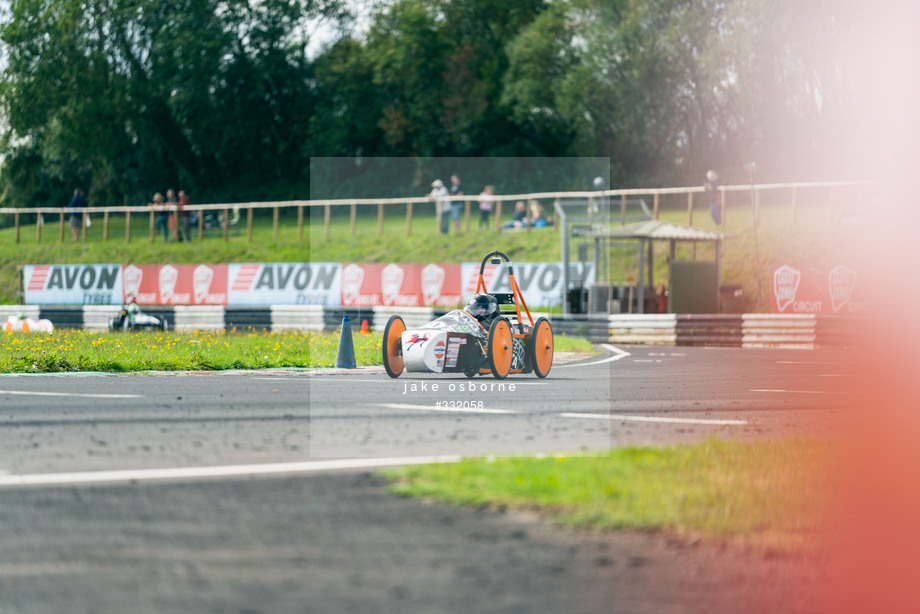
{"left": 108, "top": 302, "right": 169, "bottom": 331}
{"left": 382, "top": 251, "right": 554, "bottom": 379}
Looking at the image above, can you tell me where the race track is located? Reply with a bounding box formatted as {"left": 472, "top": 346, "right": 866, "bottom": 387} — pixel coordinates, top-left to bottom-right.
{"left": 0, "top": 345, "right": 852, "bottom": 613}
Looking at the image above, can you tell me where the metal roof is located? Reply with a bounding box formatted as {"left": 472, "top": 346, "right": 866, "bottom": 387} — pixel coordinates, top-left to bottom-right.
{"left": 580, "top": 220, "right": 729, "bottom": 242}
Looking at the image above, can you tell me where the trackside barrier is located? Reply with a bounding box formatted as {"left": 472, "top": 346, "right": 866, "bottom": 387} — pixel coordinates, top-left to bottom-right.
{"left": 1, "top": 305, "right": 41, "bottom": 323}
{"left": 606, "top": 313, "right": 859, "bottom": 349}
{"left": 608, "top": 314, "right": 677, "bottom": 345}
{"left": 173, "top": 306, "right": 225, "bottom": 331}
{"left": 269, "top": 305, "right": 325, "bottom": 331}
{"left": 373, "top": 306, "right": 434, "bottom": 331}
{"left": 2, "top": 306, "right": 861, "bottom": 349}
{"left": 83, "top": 305, "right": 122, "bottom": 331}
{"left": 551, "top": 314, "right": 618, "bottom": 344}
{"left": 741, "top": 314, "right": 816, "bottom": 349}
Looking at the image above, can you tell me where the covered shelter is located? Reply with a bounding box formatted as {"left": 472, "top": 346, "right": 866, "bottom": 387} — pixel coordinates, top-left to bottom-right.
{"left": 566, "top": 220, "right": 731, "bottom": 314}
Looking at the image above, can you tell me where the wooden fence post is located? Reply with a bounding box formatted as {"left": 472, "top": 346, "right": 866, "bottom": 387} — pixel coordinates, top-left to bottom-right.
{"left": 324, "top": 204, "right": 331, "bottom": 240}
{"left": 36, "top": 212, "right": 42, "bottom": 243}
{"left": 297, "top": 205, "right": 304, "bottom": 241}
{"left": 653, "top": 193, "right": 660, "bottom": 220}
{"left": 149, "top": 210, "right": 155, "bottom": 242}
{"left": 247, "top": 207, "right": 254, "bottom": 242}
{"left": 273, "top": 206, "right": 280, "bottom": 241}
{"left": 103, "top": 210, "right": 109, "bottom": 242}
{"left": 620, "top": 194, "right": 627, "bottom": 225}
{"left": 377, "top": 202, "right": 384, "bottom": 236}
{"left": 406, "top": 201, "right": 413, "bottom": 236}
{"left": 223, "top": 207, "right": 230, "bottom": 242}
{"left": 14, "top": 211, "right": 20, "bottom": 243}
{"left": 125, "top": 210, "right": 131, "bottom": 244}
{"left": 464, "top": 201, "right": 471, "bottom": 233}
{"left": 198, "top": 209, "right": 204, "bottom": 242}
{"left": 59, "top": 211, "right": 65, "bottom": 242}
{"left": 687, "top": 191, "right": 694, "bottom": 226}
{"left": 350, "top": 203, "right": 356, "bottom": 237}
{"left": 494, "top": 200, "right": 503, "bottom": 231}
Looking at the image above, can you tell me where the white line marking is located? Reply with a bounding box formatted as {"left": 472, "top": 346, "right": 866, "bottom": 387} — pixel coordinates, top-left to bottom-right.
{"left": 561, "top": 412, "right": 748, "bottom": 426}
{"left": 0, "top": 456, "right": 463, "bottom": 488}
{"left": 751, "top": 389, "right": 847, "bottom": 395}
{"left": 554, "top": 344, "right": 629, "bottom": 368}
{"left": 776, "top": 361, "right": 847, "bottom": 365}
{"left": 0, "top": 391, "right": 142, "bottom": 399}
{"left": 379, "top": 403, "right": 516, "bottom": 415}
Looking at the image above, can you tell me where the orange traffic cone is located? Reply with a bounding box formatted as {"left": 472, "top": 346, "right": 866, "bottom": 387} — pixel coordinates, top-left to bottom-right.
{"left": 360, "top": 319, "right": 369, "bottom": 334}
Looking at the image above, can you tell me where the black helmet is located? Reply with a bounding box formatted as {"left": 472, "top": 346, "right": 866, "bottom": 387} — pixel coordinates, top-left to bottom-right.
{"left": 465, "top": 293, "right": 499, "bottom": 322}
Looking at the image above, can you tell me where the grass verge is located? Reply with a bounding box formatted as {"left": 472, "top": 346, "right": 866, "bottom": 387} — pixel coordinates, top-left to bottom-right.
{"left": 0, "top": 329, "right": 596, "bottom": 372}
{"left": 384, "top": 437, "right": 836, "bottom": 553}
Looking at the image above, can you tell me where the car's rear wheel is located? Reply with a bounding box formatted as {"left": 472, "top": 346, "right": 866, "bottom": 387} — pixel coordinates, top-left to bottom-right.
{"left": 488, "top": 317, "right": 513, "bottom": 379}
{"left": 529, "top": 317, "right": 554, "bottom": 378}
{"left": 382, "top": 315, "right": 406, "bottom": 378}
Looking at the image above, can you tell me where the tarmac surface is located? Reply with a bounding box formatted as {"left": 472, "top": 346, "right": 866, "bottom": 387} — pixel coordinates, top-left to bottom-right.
{"left": 0, "top": 345, "right": 855, "bottom": 613}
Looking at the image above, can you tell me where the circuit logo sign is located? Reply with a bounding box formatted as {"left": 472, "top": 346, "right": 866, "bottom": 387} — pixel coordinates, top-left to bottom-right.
{"left": 193, "top": 265, "right": 215, "bottom": 304}
{"left": 124, "top": 264, "right": 228, "bottom": 305}
{"left": 159, "top": 265, "right": 179, "bottom": 304}
{"left": 340, "top": 263, "right": 462, "bottom": 307}
{"left": 123, "top": 265, "right": 143, "bottom": 301}
{"left": 771, "top": 264, "right": 869, "bottom": 314}
{"left": 772, "top": 265, "right": 801, "bottom": 312}
{"left": 828, "top": 266, "right": 856, "bottom": 313}
{"left": 381, "top": 263, "right": 405, "bottom": 306}
{"left": 342, "top": 264, "right": 368, "bottom": 306}
{"left": 421, "top": 264, "right": 446, "bottom": 305}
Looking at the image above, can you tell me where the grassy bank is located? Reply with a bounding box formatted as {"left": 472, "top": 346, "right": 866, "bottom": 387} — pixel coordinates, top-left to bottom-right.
{"left": 384, "top": 438, "right": 836, "bottom": 552}
{"left": 0, "top": 329, "right": 596, "bottom": 373}
{"left": 0, "top": 196, "right": 863, "bottom": 311}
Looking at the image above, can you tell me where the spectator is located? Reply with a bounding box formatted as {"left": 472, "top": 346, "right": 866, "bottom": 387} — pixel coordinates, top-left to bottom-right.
{"left": 478, "top": 185, "right": 494, "bottom": 230}
{"left": 68, "top": 188, "right": 87, "bottom": 242}
{"left": 502, "top": 201, "right": 528, "bottom": 231}
{"left": 178, "top": 189, "right": 191, "bottom": 242}
{"left": 165, "top": 189, "right": 178, "bottom": 241}
{"left": 149, "top": 192, "right": 169, "bottom": 242}
{"left": 428, "top": 179, "right": 449, "bottom": 234}
{"left": 449, "top": 174, "right": 464, "bottom": 234}
{"left": 705, "top": 170, "right": 721, "bottom": 225}
{"left": 528, "top": 200, "right": 552, "bottom": 228}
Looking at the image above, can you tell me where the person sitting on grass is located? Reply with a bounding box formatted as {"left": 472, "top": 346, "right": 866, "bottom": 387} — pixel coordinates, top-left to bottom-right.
{"left": 501, "top": 201, "right": 528, "bottom": 231}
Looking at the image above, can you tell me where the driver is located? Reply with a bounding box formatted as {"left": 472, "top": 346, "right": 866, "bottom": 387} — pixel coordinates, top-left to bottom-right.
{"left": 464, "top": 293, "right": 499, "bottom": 329}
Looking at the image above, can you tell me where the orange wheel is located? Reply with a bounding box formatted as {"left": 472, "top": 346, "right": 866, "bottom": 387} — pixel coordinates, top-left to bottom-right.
{"left": 382, "top": 315, "right": 406, "bottom": 378}
{"left": 530, "top": 317, "right": 554, "bottom": 378}
{"left": 488, "top": 317, "right": 513, "bottom": 379}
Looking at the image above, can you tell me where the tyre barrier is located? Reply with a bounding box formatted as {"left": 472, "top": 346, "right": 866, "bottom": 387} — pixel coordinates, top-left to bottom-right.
{"left": 1, "top": 305, "right": 860, "bottom": 349}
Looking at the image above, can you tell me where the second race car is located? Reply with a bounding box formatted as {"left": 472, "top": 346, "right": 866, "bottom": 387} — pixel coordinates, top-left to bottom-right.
{"left": 108, "top": 302, "right": 169, "bottom": 331}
